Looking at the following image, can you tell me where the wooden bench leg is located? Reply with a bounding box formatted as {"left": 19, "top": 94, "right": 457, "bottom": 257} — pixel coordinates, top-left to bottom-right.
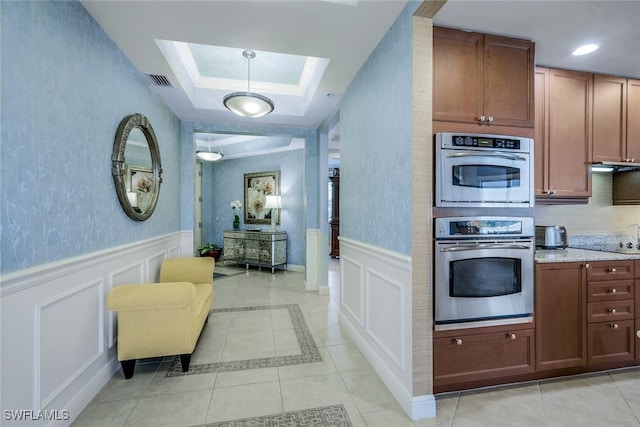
{"left": 121, "top": 360, "right": 136, "bottom": 379}
{"left": 179, "top": 354, "right": 191, "bottom": 372}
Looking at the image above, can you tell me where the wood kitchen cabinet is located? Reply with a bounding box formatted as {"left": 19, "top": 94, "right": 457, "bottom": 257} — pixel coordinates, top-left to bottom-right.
{"left": 535, "top": 67, "right": 592, "bottom": 201}
{"left": 634, "top": 261, "right": 640, "bottom": 359}
{"left": 592, "top": 76, "right": 640, "bottom": 163}
{"left": 433, "top": 27, "right": 535, "bottom": 129}
{"left": 627, "top": 79, "right": 640, "bottom": 163}
{"left": 433, "top": 322, "right": 535, "bottom": 391}
{"left": 586, "top": 260, "right": 636, "bottom": 364}
{"left": 592, "top": 74, "right": 627, "bottom": 163}
{"left": 535, "top": 262, "right": 587, "bottom": 371}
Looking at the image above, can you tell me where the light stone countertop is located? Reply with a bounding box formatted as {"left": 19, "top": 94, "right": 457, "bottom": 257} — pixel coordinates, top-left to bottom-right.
{"left": 535, "top": 248, "right": 640, "bottom": 263}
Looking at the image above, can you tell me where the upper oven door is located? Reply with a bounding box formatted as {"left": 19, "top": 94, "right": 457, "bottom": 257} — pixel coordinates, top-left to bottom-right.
{"left": 436, "top": 149, "right": 533, "bottom": 208}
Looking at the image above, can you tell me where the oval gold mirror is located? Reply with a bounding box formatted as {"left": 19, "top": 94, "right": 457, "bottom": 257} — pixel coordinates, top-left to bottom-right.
{"left": 111, "top": 113, "right": 163, "bottom": 221}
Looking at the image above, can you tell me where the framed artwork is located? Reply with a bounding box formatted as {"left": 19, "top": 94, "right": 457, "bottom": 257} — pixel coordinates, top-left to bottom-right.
{"left": 244, "top": 170, "right": 280, "bottom": 225}
{"left": 126, "top": 165, "right": 154, "bottom": 212}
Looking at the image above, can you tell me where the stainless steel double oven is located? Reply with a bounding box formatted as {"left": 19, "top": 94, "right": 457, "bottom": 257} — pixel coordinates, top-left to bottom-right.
{"left": 434, "top": 133, "right": 535, "bottom": 326}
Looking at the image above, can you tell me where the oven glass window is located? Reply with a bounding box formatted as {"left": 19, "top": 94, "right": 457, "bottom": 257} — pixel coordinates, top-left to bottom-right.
{"left": 449, "top": 257, "right": 522, "bottom": 297}
{"left": 452, "top": 165, "right": 521, "bottom": 189}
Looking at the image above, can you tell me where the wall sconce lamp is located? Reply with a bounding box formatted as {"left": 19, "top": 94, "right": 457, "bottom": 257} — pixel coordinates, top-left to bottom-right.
{"left": 264, "top": 195, "right": 282, "bottom": 231}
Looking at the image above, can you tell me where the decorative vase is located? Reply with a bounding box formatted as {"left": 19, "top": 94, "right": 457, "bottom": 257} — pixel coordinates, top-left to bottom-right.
{"left": 233, "top": 220, "right": 240, "bottom": 230}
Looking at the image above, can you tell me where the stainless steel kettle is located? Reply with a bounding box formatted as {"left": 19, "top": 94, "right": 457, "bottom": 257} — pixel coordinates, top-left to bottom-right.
{"left": 535, "top": 226, "right": 568, "bottom": 249}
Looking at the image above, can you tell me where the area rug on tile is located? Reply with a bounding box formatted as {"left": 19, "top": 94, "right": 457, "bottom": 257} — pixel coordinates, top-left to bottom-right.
{"left": 196, "top": 404, "right": 352, "bottom": 427}
{"left": 166, "top": 304, "right": 322, "bottom": 376}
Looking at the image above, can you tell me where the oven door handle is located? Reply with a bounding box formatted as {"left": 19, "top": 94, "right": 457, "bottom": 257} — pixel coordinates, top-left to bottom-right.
{"left": 439, "top": 243, "right": 531, "bottom": 252}
{"left": 446, "top": 152, "right": 527, "bottom": 162}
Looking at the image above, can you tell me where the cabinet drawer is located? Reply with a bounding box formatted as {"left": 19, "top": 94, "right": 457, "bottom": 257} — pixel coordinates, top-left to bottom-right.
{"left": 587, "top": 320, "right": 635, "bottom": 365}
{"left": 587, "top": 261, "right": 634, "bottom": 281}
{"left": 587, "top": 300, "right": 634, "bottom": 323}
{"left": 587, "top": 280, "right": 634, "bottom": 302}
{"left": 434, "top": 328, "right": 535, "bottom": 386}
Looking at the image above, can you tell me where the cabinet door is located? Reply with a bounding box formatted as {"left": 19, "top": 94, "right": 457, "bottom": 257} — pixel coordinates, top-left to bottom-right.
{"left": 483, "top": 35, "right": 535, "bottom": 128}
{"left": 534, "top": 67, "right": 549, "bottom": 196}
{"left": 627, "top": 79, "right": 640, "bottom": 162}
{"left": 587, "top": 320, "right": 635, "bottom": 365}
{"left": 636, "top": 319, "right": 640, "bottom": 360}
{"left": 433, "top": 27, "right": 483, "bottom": 124}
{"left": 546, "top": 69, "right": 592, "bottom": 198}
{"left": 592, "top": 75, "right": 627, "bottom": 163}
{"left": 434, "top": 328, "right": 535, "bottom": 387}
{"left": 536, "top": 262, "right": 587, "bottom": 370}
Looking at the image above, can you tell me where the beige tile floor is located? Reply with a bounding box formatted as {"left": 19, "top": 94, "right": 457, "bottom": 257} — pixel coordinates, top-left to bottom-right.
{"left": 73, "top": 259, "right": 640, "bottom": 427}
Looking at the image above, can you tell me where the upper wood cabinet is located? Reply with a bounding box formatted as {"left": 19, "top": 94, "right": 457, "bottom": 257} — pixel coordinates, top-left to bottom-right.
{"left": 593, "top": 75, "right": 628, "bottom": 163}
{"left": 627, "top": 79, "right": 640, "bottom": 163}
{"left": 535, "top": 67, "right": 592, "bottom": 200}
{"left": 433, "top": 27, "right": 535, "bottom": 129}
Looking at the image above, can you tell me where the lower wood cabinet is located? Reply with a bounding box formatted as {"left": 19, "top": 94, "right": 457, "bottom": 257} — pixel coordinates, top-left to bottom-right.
{"left": 535, "top": 262, "right": 587, "bottom": 371}
{"left": 587, "top": 320, "right": 635, "bottom": 364}
{"left": 636, "top": 319, "right": 640, "bottom": 360}
{"left": 433, "top": 323, "right": 534, "bottom": 389}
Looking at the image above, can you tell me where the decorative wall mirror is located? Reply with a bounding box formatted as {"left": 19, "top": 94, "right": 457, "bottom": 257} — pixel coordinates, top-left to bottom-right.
{"left": 112, "top": 113, "right": 163, "bottom": 221}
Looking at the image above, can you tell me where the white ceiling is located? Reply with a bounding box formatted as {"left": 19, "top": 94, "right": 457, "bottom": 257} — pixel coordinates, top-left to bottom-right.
{"left": 80, "top": 0, "right": 640, "bottom": 163}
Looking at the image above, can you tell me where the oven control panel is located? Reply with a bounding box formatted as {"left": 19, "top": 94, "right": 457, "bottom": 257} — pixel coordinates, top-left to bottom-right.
{"left": 452, "top": 135, "right": 521, "bottom": 150}
{"left": 435, "top": 217, "right": 535, "bottom": 239}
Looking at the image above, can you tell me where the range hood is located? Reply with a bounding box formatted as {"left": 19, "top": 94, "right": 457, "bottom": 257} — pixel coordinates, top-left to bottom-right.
{"left": 612, "top": 169, "right": 640, "bottom": 205}
{"left": 592, "top": 161, "right": 640, "bottom": 172}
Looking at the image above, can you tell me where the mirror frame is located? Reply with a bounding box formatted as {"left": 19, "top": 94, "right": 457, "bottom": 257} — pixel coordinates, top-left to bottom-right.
{"left": 111, "top": 113, "right": 163, "bottom": 221}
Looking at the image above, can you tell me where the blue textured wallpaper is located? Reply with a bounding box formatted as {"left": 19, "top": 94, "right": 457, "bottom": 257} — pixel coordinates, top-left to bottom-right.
{"left": 1, "top": 1, "right": 182, "bottom": 274}
{"left": 180, "top": 122, "right": 320, "bottom": 265}
{"left": 201, "top": 149, "right": 305, "bottom": 266}
{"left": 340, "top": 3, "right": 419, "bottom": 256}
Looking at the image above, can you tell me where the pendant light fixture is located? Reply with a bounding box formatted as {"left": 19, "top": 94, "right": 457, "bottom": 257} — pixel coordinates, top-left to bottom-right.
{"left": 223, "top": 50, "right": 274, "bottom": 118}
{"left": 196, "top": 146, "right": 223, "bottom": 162}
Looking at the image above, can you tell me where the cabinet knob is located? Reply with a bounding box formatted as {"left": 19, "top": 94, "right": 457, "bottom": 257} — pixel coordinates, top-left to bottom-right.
{"left": 455, "top": 338, "right": 463, "bottom": 346}
{"left": 610, "top": 323, "right": 619, "bottom": 330}
{"left": 585, "top": 263, "right": 590, "bottom": 268}
{"left": 478, "top": 115, "right": 486, "bottom": 125}
{"left": 609, "top": 308, "right": 617, "bottom": 314}
{"left": 608, "top": 268, "right": 617, "bottom": 273}
{"left": 609, "top": 288, "right": 617, "bottom": 294}
{"left": 636, "top": 330, "right": 640, "bottom": 338}
{"left": 507, "top": 333, "right": 517, "bottom": 340}
{"left": 487, "top": 116, "right": 494, "bottom": 124}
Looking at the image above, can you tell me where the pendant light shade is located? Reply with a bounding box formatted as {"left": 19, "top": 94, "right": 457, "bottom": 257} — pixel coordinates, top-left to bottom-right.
{"left": 196, "top": 151, "right": 223, "bottom": 162}
{"left": 223, "top": 50, "right": 274, "bottom": 118}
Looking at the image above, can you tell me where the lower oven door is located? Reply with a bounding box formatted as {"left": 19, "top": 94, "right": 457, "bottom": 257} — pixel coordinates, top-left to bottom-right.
{"left": 434, "top": 239, "right": 534, "bottom": 324}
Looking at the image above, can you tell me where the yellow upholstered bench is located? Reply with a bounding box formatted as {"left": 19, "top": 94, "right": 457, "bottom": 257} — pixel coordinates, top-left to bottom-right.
{"left": 107, "top": 257, "right": 214, "bottom": 379}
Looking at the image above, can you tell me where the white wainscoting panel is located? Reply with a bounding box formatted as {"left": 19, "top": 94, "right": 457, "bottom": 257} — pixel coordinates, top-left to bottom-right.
{"left": 338, "top": 237, "right": 431, "bottom": 420}
{"left": 0, "top": 231, "right": 190, "bottom": 427}
{"left": 366, "top": 269, "right": 405, "bottom": 369}
{"left": 36, "top": 279, "right": 104, "bottom": 409}
{"left": 340, "top": 255, "right": 364, "bottom": 325}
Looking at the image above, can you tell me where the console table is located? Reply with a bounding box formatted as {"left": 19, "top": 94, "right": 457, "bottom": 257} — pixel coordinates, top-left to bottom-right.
{"left": 223, "top": 230, "right": 287, "bottom": 273}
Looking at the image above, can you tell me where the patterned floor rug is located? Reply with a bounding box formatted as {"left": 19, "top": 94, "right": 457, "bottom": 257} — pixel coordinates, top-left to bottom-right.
{"left": 194, "top": 404, "right": 352, "bottom": 427}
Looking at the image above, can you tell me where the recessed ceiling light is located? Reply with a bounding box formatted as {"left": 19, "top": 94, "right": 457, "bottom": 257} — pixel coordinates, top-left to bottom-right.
{"left": 572, "top": 44, "right": 599, "bottom": 56}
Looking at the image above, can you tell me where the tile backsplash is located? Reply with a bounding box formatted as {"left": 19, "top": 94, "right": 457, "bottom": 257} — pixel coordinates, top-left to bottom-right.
{"left": 534, "top": 173, "right": 640, "bottom": 240}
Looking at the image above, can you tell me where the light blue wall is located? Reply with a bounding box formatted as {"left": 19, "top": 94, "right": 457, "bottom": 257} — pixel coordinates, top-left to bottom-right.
{"left": 180, "top": 122, "right": 320, "bottom": 265}
{"left": 1, "top": 1, "right": 182, "bottom": 274}
{"left": 340, "top": 3, "right": 418, "bottom": 256}
{"left": 201, "top": 148, "right": 305, "bottom": 266}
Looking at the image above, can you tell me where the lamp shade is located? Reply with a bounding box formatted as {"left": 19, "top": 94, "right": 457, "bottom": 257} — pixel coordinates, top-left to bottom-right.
{"left": 196, "top": 151, "right": 223, "bottom": 162}
{"left": 223, "top": 92, "right": 274, "bottom": 118}
{"left": 264, "top": 195, "right": 281, "bottom": 209}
